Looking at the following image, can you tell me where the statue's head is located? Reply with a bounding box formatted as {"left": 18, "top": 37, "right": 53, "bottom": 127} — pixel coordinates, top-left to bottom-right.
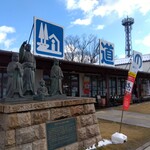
{"left": 12, "top": 53, "right": 19, "bottom": 62}
{"left": 39, "top": 79, "right": 45, "bottom": 87}
{"left": 54, "top": 59, "right": 59, "bottom": 65}
{"left": 25, "top": 44, "right": 31, "bottom": 52}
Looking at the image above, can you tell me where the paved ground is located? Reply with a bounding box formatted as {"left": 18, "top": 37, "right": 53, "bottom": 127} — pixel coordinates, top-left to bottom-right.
{"left": 96, "top": 109, "right": 150, "bottom": 128}
{"left": 96, "top": 108, "right": 150, "bottom": 150}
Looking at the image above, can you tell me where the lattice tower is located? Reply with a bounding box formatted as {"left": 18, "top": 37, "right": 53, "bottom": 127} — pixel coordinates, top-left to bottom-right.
{"left": 122, "top": 17, "right": 134, "bottom": 57}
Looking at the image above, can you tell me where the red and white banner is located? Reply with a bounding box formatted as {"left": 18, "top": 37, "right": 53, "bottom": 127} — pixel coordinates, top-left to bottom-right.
{"left": 123, "top": 59, "right": 139, "bottom": 110}
{"left": 123, "top": 92, "right": 132, "bottom": 110}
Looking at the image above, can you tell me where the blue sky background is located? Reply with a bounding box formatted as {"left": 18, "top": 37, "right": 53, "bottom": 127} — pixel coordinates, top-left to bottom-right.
{"left": 0, "top": 0, "right": 150, "bottom": 58}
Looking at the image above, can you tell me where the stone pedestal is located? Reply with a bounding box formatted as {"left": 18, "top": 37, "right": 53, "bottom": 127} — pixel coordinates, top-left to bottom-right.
{"left": 0, "top": 97, "right": 101, "bottom": 150}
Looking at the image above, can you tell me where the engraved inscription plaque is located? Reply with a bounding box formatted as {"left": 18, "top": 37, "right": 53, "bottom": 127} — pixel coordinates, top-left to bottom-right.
{"left": 46, "top": 118, "right": 77, "bottom": 150}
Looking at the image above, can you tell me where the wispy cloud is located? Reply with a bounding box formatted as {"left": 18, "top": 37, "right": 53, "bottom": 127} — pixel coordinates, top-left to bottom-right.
{"left": 66, "top": 0, "right": 98, "bottom": 12}
{"left": 135, "top": 34, "right": 150, "bottom": 47}
{"left": 66, "top": 0, "right": 77, "bottom": 10}
{"left": 0, "top": 26, "right": 15, "bottom": 33}
{"left": 95, "top": 25, "right": 105, "bottom": 30}
{"left": 65, "top": 0, "right": 150, "bottom": 26}
{"left": 71, "top": 17, "right": 92, "bottom": 25}
{"left": 0, "top": 26, "right": 16, "bottom": 49}
{"left": 65, "top": 0, "right": 99, "bottom": 26}
{"left": 145, "top": 18, "right": 150, "bottom": 23}
{"left": 93, "top": 0, "right": 150, "bottom": 18}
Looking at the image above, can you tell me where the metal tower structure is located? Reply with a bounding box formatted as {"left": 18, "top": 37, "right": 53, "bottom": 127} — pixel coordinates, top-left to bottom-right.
{"left": 122, "top": 16, "right": 134, "bottom": 58}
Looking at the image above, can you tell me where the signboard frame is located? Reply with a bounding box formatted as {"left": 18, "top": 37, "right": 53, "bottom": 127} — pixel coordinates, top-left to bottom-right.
{"left": 99, "top": 39, "right": 115, "bottom": 66}
{"left": 33, "top": 16, "right": 64, "bottom": 59}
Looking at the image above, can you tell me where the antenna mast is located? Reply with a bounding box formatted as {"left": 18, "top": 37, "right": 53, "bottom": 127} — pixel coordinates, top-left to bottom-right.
{"left": 122, "top": 16, "right": 134, "bottom": 58}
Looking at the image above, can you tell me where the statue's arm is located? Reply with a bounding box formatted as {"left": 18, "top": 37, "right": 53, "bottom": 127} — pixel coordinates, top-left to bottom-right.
{"left": 19, "top": 41, "right": 27, "bottom": 63}
{"left": 7, "top": 63, "right": 13, "bottom": 77}
{"left": 17, "top": 63, "right": 23, "bottom": 77}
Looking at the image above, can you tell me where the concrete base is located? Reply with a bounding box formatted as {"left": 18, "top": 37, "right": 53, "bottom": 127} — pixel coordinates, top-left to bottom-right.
{"left": 0, "top": 97, "right": 101, "bottom": 150}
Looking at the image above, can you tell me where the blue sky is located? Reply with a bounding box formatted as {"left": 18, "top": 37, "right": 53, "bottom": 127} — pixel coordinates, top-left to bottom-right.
{"left": 0, "top": 0, "right": 150, "bottom": 58}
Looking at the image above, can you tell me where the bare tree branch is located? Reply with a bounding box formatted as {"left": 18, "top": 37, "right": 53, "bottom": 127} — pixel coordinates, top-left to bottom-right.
{"left": 64, "top": 34, "right": 99, "bottom": 64}
{"left": 64, "top": 35, "right": 79, "bottom": 61}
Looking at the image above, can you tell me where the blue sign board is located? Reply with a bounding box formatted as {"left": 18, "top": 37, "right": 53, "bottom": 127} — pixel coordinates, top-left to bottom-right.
{"left": 34, "top": 17, "right": 64, "bottom": 58}
{"left": 100, "top": 39, "right": 114, "bottom": 66}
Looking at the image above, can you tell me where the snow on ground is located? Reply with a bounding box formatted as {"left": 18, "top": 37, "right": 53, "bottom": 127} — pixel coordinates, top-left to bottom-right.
{"left": 85, "top": 139, "right": 112, "bottom": 150}
{"left": 85, "top": 132, "right": 127, "bottom": 150}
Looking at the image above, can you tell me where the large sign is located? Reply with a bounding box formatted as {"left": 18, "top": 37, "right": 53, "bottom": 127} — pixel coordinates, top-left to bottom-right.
{"left": 99, "top": 39, "right": 114, "bottom": 66}
{"left": 34, "top": 17, "right": 64, "bottom": 58}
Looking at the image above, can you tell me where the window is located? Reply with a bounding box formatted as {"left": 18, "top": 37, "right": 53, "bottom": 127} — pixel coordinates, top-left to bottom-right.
{"left": 91, "top": 76, "right": 98, "bottom": 97}
{"left": 99, "top": 78, "right": 106, "bottom": 97}
{"left": 85, "top": 75, "right": 106, "bottom": 97}
{"left": 109, "top": 77, "right": 116, "bottom": 97}
{"left": 63, "top": 73, "right": 79, "bottom": 97}
{"left": 141, "top": 78, "right": 150, "bottom": 96}
{"left": 83, "top": 76, "right": 91, "bottom": 97}
{"left": 117, "top": 78, "right": 126, "bottom": 96}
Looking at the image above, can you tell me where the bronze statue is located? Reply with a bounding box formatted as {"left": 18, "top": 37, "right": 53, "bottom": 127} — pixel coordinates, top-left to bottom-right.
{"left": 19, "top": 41, "right": 36, "bottom": 96}
{"left": 50, "top": 59, "right": 64, "bottom": 96}
{"left": 6, "top": 53, "right": 24, "bottom": 98}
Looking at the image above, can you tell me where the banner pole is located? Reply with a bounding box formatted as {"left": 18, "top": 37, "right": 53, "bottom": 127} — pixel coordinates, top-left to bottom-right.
{"left": 99, "top": 40, "right": 100, "bottom": 65}
{"left": 119, "top": 109, "right": 124, "bottom": 133}
{"left": 28, "top": 23, "right": 34, "bottom": 44}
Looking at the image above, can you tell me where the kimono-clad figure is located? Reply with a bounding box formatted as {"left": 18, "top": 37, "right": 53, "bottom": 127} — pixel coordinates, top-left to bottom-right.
{"left": 37, "top": 79, "right": 48, "bottom": 96}
{"left": 6, "top": 53, "right": 23, "bottom": 98}
{"left": 19, "top": 41, "right": 36, "bottom": 96}
{"left": 50, "top": 59, "right": 64, "bottom": 96}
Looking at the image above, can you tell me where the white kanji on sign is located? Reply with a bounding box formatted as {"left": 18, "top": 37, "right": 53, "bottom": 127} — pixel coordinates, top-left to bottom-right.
{"left": 125, "top": 80, "right": 134, "bottom": 93}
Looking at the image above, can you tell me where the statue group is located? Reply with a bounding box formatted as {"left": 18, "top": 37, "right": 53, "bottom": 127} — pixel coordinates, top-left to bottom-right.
{"left": 6, "top": 41, "right": 64, "bottom": 100}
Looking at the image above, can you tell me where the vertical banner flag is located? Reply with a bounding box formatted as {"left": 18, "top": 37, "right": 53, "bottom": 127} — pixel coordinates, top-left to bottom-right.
{"left": 33, "top": 17, "right": 64, "bottom": 59}
{"left": 99, "top": 39, "right": 114, "bottom": 66}
{"left": 123, "top": 51, "right": 142, "bottom": 110}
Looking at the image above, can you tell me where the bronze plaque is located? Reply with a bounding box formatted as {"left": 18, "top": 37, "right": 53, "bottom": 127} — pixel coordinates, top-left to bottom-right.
{"left": 46, "top": 118, "right": 77, "bottom": 150}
